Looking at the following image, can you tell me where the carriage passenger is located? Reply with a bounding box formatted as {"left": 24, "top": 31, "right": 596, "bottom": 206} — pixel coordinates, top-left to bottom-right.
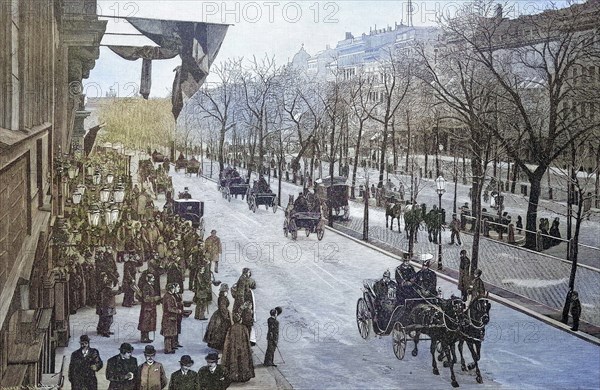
{"left": 373, "top": 270, "right": 397, "bottom": 324}
{"left": 293, "top": 192, "right": 309, "bottom": 213}
{"left": 257, "top": 175, "right": 270, "bottom": 193}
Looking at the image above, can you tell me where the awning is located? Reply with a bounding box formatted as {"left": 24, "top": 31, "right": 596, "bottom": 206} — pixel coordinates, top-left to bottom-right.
{"left": 106, "top": 17, "right": 229, "bottom": 119}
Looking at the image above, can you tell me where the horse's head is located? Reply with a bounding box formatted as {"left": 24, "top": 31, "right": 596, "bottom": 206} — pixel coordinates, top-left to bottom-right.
{"left": 470, "top": 298, "right": 491, "bottom": 326}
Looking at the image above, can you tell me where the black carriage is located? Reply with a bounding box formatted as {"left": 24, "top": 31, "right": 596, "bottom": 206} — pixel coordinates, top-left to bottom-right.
{"left": 185, "top": 158, "right": 201, "bottom": 176}
{"left": 173, "top": 199, "right": 205, "bottom": 232}
{"left": 356, "top": 279, "right": 442, "bottom": 360}
{"left": 246, "top": 190, "right": 278, "bottom": 213}
{"left": 283, "top": 211, "right": 324, "bottom": 240}
{"left": 218, "top": 174, "right": 249, "bottom": 202}
{"left": 315, "top": 176, "right": 350, "bottom": 221}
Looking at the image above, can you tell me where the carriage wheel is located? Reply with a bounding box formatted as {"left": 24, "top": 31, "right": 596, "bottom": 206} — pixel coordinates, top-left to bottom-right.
{"left": 392, "top": 322, "right": 407, "bottom": 360}
{"left": 356, "top": 298, "right": 371, "bottom": 340}
{"left": 317, "top": 229, "right": 324, "bottom": 241}
{"left": 291, "top": 229, "right": 297, "bottom": 240}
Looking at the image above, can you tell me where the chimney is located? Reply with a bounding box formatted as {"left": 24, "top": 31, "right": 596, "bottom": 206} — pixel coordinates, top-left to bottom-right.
{"left": 326, "top": 44, "right": 331, "bottom": 50}
{"left": 345, "top": 32, "right": 353, "bottom": 40}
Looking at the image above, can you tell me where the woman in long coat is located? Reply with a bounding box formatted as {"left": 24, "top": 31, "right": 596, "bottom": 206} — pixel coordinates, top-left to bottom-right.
{"left": 204, "top": 284, "right": 232, "bottom": 350}
{"left": 221, "top": 311, "right": 255, "bottom": 383}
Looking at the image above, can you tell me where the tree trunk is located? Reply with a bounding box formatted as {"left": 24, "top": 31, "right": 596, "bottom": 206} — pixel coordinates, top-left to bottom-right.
{"left": 470, "top": 154, "right": 484, "bottom": 275}
{"left": 378, "top": 122, "right": 389, "bottom": 188}
{"left": 510, "top": 160, "right": 520, "bottom": 194}
{"left": 351, "top": 121, "right": 365, "bottom": 199}
{"left": 363, "top": 182, "right": 369, "bottom": 241}
{"left": 524, "top": 169, "right": 546, "bottom": 249}
{"left": 218, "top": 124, "right": 226, "bottom": 174}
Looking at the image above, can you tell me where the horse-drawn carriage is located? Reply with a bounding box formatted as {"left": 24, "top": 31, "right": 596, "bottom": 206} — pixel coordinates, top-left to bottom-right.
{"left": 175, "top": 157, "right": 188, "bottom": 172}
{"left": 315, "top": 176, "right": 350, "bottom": 221}
{"left": 356, "top": 277, "right": 491, "bottom": 387}
{"left": 173, "top": 199, "right": 205, "bottom": 237}
{"left": 185, "top": 157, "right": 201, "bottom": 177}
{"left": 218, "top": 169, "right": 249, "bottom": 202}
{"left": 151, "top": 150, "right": 166, "bottom": 163}
{"left": 246, "top": 190, "right": 278, "bottom": 213}
{"left": 283, "top": 195, "right": 324, "bottom": 240}
{"left": 154, "top": 175, "right": 173, "bottom": 196}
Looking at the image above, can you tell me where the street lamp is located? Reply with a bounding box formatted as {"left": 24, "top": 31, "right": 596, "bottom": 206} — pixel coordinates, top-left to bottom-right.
{"left": 113, "top": 185, "right": 125, "bottom": 203}
{"left": 92, "top": 171, "right": 102, "bottom": 185}
{"left": 87, "top": 204, "right": 101, "bottom": 227}
{"left": 67, "top": 164, "right": 78, "bottom": 180}
{"left": 436, "top": 175, "right": 446, "bottom": 270}
{"left": 72, "top": 191, "right": 83, "bottom": 205}
{"left": 99, "top": 187, "right": 112, "bottom": 203}
{"left": 76, "top": 184, "right": 86, "bottom": 196}
{"left": 106, "top": 172, "right": 114, "bottom": 185}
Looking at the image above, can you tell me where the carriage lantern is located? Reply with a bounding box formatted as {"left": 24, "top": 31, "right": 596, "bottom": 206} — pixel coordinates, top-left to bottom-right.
{"left": 77, "top": 184, "right": 86, "bottom": 196}
{"left": 72, "top": 191, "right": 83, "bottom": 205}
{"left": 87, "top": 204, "right": 101, "bottom": 227}
{"left": 100, "top": 187, "right": 112, "bottom": 203}
{"left": 113, "top": 185, "right": 125, "bottom": 203}
{"left": 92, "top": 171, "right": 102, "bottom": 185}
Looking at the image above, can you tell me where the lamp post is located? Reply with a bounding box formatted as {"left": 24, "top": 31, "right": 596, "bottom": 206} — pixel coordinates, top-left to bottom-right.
{"left": 436, "top": 175, "right": 446, "bottom": 270}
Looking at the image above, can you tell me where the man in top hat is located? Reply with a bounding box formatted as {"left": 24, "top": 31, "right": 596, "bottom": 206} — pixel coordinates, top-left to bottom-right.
{"left": 106, "top": 343, "right": 138, "bottom": 390}
{"left": 138, "top": 273, "right": 161, "bottom": 343}
{"left": 264, "top": 307, "right": 283, "bottom": 367}
{"left": 161, "top": 283, "right": 182, "bottom": 354}
{"left": 197, "top": 352, "right": 230, "bottom": 390}
{"left": 68, "top": 335, "right": 103, "bottom": 390}
{"left": 122, "top": 251, "right": 139, "bottom": 307}
{"left": 168, "top": 355, "right": 197, "bottom": 390}
{"left": 414, "top": 259, "right": 437, "bottom": 297}
{"left": 138, "top": 345, "right": 167, "bottom": 390}
{"left": 96, "top": 273, "right": 123, "bottom": 337}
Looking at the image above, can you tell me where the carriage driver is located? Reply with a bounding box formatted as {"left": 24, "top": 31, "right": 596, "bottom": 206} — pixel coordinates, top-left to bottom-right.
{"left": 395, "top": 258, "right": 419, "bottom": 306}
{"left": 293, "top": 192, "right": 309, "bottom": 213}
{"left": 414, "top": 259, "right": 437, "bottom": 297}
{"left": 257, "top": 175, "right": 270, "bottom": 193}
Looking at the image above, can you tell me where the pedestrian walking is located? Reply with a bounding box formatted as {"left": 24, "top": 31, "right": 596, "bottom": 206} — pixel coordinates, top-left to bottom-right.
{"left": 197, "top": 352, "right": 230, "bottom": 390}
{"left": 516, "top": 215, "right": 523, "bottom": 234}
{"left": 570, "top": 291, "right": 582, "bottom": 331}
{"left": 458, "top": 250, "right": 471, "bottom": 302}
{"left": 96, "top": 273, "right": 122, "bottom": 337}
{"left": 138, "top": 345, "right": 167, "bottom": 390}
{"left": 68, "top": 335, "right": 103, "bottom": 390}
{"left": 122, "top": 253, "right": 139, "bottom": 307}
{"left": 204, "top": 230, "right": 222, "bottom": 273}
{"left": 232, "top": 268, "right": 256, "bottom": 313}
{"left": 221, "top": 312, "right": 255, "bottom": 383}
{"left": 264, "top": 307, "right": 282, "bottom": 367}
{"left": 193, "top": 260, "right": 212, "bottom": 320}
{"left": 161, "top": 283, "right": 182, "bottom": 354}
{"left": 106, "top": 343, "right": 138, "bottom": 390}
{"left": 468, "top": 269, "right": 486, "bottom": 301}
{"left": 174, "top": 283, "right": 184, "bottom": 349}
{"left": 449, "top": 214, "right": 462, "bottom": 246}
{"left": 204, "top": 284, "right": 232, "bottom": 351}
{"left": 138, "top": 273, "right": 161, "bottom": 343}
{"left": 168, "top": 355, "right": 197, "bottom": 390}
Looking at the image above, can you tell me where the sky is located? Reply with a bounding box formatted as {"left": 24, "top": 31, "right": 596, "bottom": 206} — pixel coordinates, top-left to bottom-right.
{"left": 85, "top": 0, "right": 570, "bottom": 100}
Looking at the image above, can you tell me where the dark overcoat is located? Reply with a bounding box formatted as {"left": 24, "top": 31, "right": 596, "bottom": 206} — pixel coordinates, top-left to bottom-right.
{"left": 197, "top": 365, "right": 230, "bottom": 390}
{"left": 168, "top": 369, "right": 198, "bottom": 390}
{"left": 138, "top": 283, "right": 161, "bottom": 332}
{"left": 161, "top": 292, "right": 179, "bottom": 337}
{"left": 106, "top": 354, "right": 139, "bottom": 390}
{"left": 68, "top": 347, "right": 103, "bottom": 390}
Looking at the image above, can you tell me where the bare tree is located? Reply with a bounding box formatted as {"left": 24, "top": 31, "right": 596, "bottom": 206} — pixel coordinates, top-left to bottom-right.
{"left": 192, "top": 58, "right": 242, "bottom": 175}
{"left": 442, "top": 0, "right": 600, "bottom": 249}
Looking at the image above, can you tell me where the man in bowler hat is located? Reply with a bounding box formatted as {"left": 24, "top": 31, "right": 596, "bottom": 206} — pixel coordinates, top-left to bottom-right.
{"left": 138, "top": 345, "right": 167, "bottom": 390}
{"left": 106, "top": 343, "right": 138, "bottom": 390}
{"left": 264, "top": 307, "right": 282, "bottom": 367}
{"left": 68, "top": 335, "right": 103, "bottom": 390}
{"left": 197, "top": 352, "right": 230, "bottom": 390}
{"left": 168, "top": 355, "right": 197, "bottom": 390}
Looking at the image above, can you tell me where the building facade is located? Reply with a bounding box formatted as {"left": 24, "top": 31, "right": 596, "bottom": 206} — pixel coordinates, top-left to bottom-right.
{"left": 0, "top": 0, "right": 105, "bottom": 386}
